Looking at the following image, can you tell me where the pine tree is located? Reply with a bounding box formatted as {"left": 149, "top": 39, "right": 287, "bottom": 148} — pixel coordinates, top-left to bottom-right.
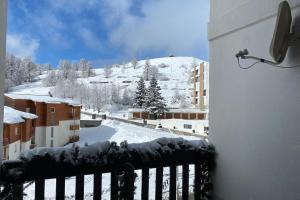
{"left": 145, "top": 76, "right": 167, "bottom": 119}
{"left": 134, "top": 77, "right": 146, "bottom": 107}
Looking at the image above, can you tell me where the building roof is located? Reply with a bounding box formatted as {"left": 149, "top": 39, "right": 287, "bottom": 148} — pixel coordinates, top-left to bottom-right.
{"left": 5, "top": 94, "right": 81, "bottom": 107}
{"left": 4, "top": 106, "right": 38, "bottom": 124}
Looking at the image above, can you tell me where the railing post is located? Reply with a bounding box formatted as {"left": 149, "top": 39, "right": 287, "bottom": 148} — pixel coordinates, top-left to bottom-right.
{"left": 12, "top": 184, "right": 23, "bottom": 200}
{"left": 155, "top": 166, "right": 163, "bottom": 200}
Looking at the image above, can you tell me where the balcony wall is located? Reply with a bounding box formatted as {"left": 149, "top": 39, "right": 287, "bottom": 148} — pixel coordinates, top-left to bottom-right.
{"left": 209, "top": 0, "right": 300, "bottom": 199}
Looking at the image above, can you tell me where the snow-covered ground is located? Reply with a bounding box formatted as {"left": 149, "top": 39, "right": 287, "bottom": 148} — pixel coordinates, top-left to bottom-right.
{"left": 24, "top": 120, "right": 201, "bottom": 199}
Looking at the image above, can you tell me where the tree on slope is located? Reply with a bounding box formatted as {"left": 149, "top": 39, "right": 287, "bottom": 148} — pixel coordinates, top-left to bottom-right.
{"left": 133, "top": 77, "right": 146, "bottom": 107}
{"left": 143, "top": 59, "right": 151, "bottom": 81}
{"left": 144, "top": 76, "right": 167, "bottom": 119}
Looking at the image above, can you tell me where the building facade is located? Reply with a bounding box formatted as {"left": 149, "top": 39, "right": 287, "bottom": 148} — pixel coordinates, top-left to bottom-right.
{"left": 191, "top": 62, "right": 209, "bottom": 109}
{"left": 209, "top": 0, "right": 300, "bottom": 199}
{"left": 3, "top": 106, "right": 37, "bottom": 160}
{"left": 128, "top": 108, "right": 207, "bottom": 120}
{"left": 5, "top": 94, "right": 81, "bottom": 148}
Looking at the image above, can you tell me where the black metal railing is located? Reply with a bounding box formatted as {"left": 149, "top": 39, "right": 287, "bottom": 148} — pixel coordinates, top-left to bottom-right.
{"left": 0, "top": 138, "right": 214, "bottom": 200}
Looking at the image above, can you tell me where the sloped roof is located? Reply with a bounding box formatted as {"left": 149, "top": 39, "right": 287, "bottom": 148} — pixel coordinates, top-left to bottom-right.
{"left": 5, "top": 94, "right": 81, "bottom": 107}
{"left": 4, "top": 106, "right": 38, "bottom": 124}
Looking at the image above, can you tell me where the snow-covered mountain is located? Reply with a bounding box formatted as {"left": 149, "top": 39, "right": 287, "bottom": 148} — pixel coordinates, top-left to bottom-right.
{"left": 10, "top": 56, "right": 207, "bottom": 108}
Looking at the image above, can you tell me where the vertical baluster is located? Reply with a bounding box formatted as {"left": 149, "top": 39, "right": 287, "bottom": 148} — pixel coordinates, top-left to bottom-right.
{"left": 75, "top": 175, "right": 84, "bottom": 200}
{"left": 169, "top": 165, "right": 176, "bottom": 200}
{"left": 182, "top": 164, "right": 189, "bottom": 200}
{"left": 141, "top": 168, "right": 149, "bottom": 200}
{"left": 12, "top": 184, "right": 23, "bottom": 200}
{"left": 35, "top": 179, "right": 45, "bottom": 200}
{"left": 111, "top": 171, "right": 118, "bottom": 200}
{"left": 155, "top": 167, "right": 163, "bottom": 200}
{"left": 93, "top": 173, "right": 102, "bottom": 200}
{"left": 56, "top": 176, "right": 65, "bottom": 200}
{"left": 194, "top": 162, "right": 201, "bottom": 200}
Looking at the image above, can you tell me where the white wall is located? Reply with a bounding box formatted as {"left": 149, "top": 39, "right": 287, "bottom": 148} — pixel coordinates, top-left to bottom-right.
{"left": 21, "top": 140, "right": 31, "bottom": 152}
{"left": 45, "top": 120, "right": 80, "bottom": 147}
{"left": 209, "top": 1, "right": 300, "bottom": 199}
{"left": 0, "top": 0, "right": 7, "bottom": 162}
{"left": 8, "top": 140, "right": 20, "bottom": 160}
{"left": 35, "top": 127, "right": 46, "bottom": 147}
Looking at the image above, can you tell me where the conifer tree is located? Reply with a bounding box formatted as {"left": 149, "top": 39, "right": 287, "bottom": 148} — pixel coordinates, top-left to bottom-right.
{"left": 145, "top": 76, "right": 167, "bottom": 119}
{"left": 133, "top": 77, "right": 146, "bottom": 107}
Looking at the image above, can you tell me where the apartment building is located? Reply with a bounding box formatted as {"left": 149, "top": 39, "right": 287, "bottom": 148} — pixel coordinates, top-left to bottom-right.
{"left": 4, "top": 94, "right": 81, "bottom": 148}
{"left": 191, "top": 62, "right": 209, "bottom": 110}
{"left": 3, "top": 106, "right": 37, "bottom": 160}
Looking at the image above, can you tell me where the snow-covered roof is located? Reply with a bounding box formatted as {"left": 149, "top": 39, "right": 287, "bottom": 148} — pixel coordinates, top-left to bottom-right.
{"left": 128, "top": 108, "right": 208, "bottom": 113}
{"left": 4, "top": 106, "right": 38, "bottom": 124}
{"left": 5, "top": 94, "right": 81, "bottom": 107}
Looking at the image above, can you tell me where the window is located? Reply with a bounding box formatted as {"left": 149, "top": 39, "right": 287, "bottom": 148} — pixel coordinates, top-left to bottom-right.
{"left": 26, "top": 107, "right": 30, "bottom": 112}
{"left": 203, "top": 89, "right": 207, "bottom": 96}
{"left": 51, "top": 127, "right": 54, "bottom": 138}
{"left": 15, "top": 144, "right": 17, "bottom": 153}
{"left": 50, "top": 107, "right": 55, "bottom": 113}
{"left": 204, "top": 126, "right": 209, "bottom": 131}
{"left": 184, "top": 124, "right": 192, "bottom": 129}
{"left": 50, "top": 140, "right": 53, "bottom": 147}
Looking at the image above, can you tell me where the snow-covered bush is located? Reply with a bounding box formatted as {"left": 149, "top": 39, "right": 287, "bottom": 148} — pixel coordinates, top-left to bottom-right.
{"left": 104, "top": 67, "right": 113, "bottom": 78}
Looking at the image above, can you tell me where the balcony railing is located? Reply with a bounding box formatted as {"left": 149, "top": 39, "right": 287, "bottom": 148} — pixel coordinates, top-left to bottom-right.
{"left": 0, "top": 138, "right": 214, "bottom": 200}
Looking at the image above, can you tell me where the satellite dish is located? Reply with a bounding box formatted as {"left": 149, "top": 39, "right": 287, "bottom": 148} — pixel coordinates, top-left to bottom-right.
{"left": 269, "top": 1, "right": 292, "bottom": 63}
{"left": 235, "top": 1, "right": 300, "bottom": 69}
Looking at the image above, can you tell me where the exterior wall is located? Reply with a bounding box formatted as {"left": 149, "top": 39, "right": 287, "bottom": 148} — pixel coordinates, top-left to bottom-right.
{"left": 45, "top": 120, "right": 80, "bottom": 147}
{"left": 130, "top": 111, "right": 206, "bottom": 120}
{"left": 209, "top": 1, "right": 300, "bottom": 199}
{"left": 8, "top": 140, "right": 20, "bottom": 160}
{"left": 35, "top": 126, "right": 46, "bottom": 147}
{"left": 21, "top": 140, "right": 31, "bottom": 152}
{"left": 192, "top": 62, "right": 209, "bottom": 109}
{"left": 0, "top": 0, "right": 7, "bottom": 161}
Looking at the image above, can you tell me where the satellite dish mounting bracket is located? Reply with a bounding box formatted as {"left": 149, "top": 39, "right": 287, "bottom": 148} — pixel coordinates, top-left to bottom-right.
{"left": 288, "top": 26, "right": 300, "bottom": 46}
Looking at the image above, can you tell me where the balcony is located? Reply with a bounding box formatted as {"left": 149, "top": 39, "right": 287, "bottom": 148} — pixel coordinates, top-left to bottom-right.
{"left": 0, "top": 138, "right": 214, "bottom": 199}
{"left": 70, "top": 124, "right": 80, "bottom": 131}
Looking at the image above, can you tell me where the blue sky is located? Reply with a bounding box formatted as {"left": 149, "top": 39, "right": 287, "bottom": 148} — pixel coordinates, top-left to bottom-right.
{"left": 6, "top": 0, "right": 209, "bottom": 68}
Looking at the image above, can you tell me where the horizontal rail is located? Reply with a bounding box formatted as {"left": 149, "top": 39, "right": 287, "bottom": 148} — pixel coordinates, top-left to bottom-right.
{"left": 0, "top": 138, "right": 214, "bottom": 199}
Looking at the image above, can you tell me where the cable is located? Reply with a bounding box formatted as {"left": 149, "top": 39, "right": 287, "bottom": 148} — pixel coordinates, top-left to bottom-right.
{"left": 237, "top": 58, "right": 300, "bottom": 69}
{"left": 237, "top": 58, "right": 260, "bottom": 69}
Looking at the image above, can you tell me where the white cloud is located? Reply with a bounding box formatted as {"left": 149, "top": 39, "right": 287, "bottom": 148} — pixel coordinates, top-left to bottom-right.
{"left": 6, "top": 34, "right": 40, "bottom": 60}
{"left": 109, "top": 0, "right": 209, "bottom": 57}
{"left": 77, "top": 28, "right": 102, "bottom": 50}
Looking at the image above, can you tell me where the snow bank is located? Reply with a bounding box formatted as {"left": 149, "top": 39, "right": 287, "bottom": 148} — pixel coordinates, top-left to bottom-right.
{"left": 0, "top": 138, "right": 214, "bottom": 183}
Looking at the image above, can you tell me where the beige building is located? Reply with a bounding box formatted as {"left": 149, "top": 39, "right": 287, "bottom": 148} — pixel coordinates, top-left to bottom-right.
{"left": 191, "top": 62, "right": 209, "bottom": 110}
{"left": 5, "top": 94, "right": 81, "bottom": 148}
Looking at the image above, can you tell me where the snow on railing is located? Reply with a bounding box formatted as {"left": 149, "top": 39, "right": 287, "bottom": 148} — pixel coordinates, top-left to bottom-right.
{"left": 0, "top": 138, "right": 214, "bottom": 200}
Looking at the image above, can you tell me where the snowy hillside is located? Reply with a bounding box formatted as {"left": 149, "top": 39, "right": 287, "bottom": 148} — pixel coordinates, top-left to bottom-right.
{"left": 9, "top": 56, "right": 207, "bottom": 108}
{"left": 81, "top": 57, "right": 206, "bottom": 107}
